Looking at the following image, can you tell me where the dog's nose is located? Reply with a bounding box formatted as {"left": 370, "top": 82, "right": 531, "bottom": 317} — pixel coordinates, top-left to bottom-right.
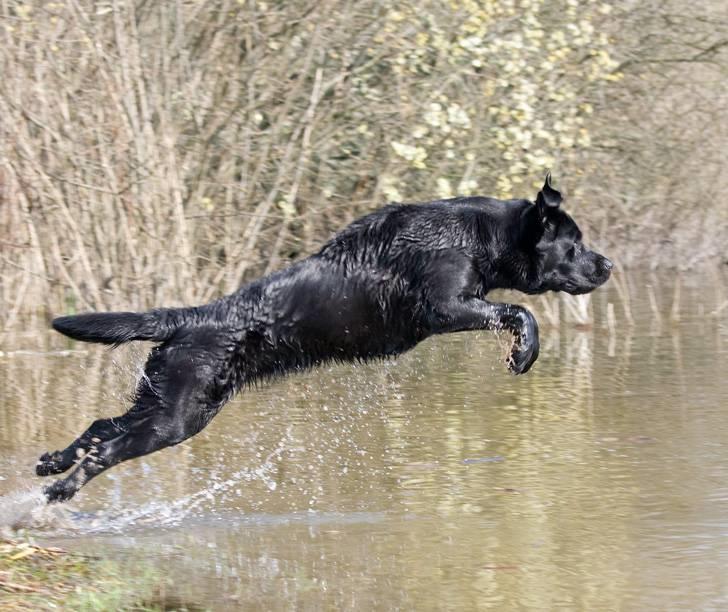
{"left": 602, "top": 257, "right": 614, "bottom": 271}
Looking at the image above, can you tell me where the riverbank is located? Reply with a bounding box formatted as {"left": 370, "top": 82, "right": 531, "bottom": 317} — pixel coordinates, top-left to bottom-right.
{"left": 0, "top": 537, "right": 159, "bottom": 611}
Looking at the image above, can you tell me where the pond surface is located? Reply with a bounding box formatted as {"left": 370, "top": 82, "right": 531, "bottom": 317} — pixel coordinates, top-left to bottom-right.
{"left": 1, "top": 271, "right": 728, "bottom": 610}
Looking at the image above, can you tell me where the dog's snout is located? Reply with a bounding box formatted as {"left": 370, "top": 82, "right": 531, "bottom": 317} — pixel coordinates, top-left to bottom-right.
{"left": 601, "top": 257, "right": 613, "bottom": 271}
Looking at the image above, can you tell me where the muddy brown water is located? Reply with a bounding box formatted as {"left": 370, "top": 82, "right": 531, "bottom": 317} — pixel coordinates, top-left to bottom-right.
{"left": 1, "top": 272, "right": 728, "bottom": 610}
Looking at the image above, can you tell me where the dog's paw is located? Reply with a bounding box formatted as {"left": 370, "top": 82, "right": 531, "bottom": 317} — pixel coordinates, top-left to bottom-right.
{"left": 506, "top": 312, "right": 540, "bottom": 375}
{"left": 507, "top": 339, "right": 539, "bottom": 375}
{"left": 43, "top": 479, "right": 77, "bottom": 504}
{"left": 36, "top": 451, "right": 72, "bottom": 476}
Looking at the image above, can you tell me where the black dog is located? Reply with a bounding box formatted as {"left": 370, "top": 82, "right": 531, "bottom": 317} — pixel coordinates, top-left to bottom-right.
{"left": 39, "top": 174, "right": 611, "bottom": 502}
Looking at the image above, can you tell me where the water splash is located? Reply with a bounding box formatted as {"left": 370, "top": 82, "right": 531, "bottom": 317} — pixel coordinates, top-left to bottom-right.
{"left": 77, "top": 436, "right": 290, "bottom": 534}
{"left": 0, "top": 429, "right": 292, "bottom": 537}
{"left": 0, "top": 488, "right": 75, "bottom": 534}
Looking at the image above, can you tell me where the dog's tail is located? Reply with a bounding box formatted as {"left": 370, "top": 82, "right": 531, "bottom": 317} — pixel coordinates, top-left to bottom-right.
{"left": 52, "top": 308, "right": 196, "bottom": 345}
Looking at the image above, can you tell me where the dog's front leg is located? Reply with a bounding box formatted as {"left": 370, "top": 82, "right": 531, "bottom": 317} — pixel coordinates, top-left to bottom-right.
{"left": 429, "top": 298, "right": 539, "bottom": 374}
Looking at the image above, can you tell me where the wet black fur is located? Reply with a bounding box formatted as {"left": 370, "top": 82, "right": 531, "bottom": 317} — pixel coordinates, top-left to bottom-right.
{"left": 40, "top": 175, "right": 612, "bottom": 503}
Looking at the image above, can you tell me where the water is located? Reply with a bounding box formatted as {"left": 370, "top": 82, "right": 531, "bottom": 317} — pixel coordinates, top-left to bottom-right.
{"left": 1, "top": 271, "right": 728, "bottom": 610}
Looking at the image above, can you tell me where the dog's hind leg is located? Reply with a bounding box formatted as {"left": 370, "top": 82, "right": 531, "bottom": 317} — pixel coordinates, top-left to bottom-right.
{"left": 36, "top": 414, "right": 134, "bottom": 476}
{"left": 42, "top": 326, "right": 238, "bottom": 503}
{"left": 42, "top": 401, "right": 225, "bottom": 503}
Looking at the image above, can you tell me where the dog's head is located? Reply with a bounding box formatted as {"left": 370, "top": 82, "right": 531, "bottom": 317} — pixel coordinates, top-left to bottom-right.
{"left": 519, "top": 173, "right": 612, "bottom": 295}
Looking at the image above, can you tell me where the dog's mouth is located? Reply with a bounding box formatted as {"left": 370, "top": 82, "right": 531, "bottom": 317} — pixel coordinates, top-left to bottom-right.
{"left": 564, "top": 282, "right": 599, "bottom": 295}
{"left": 562, "top": 269, "right": 611, "bottom": 294}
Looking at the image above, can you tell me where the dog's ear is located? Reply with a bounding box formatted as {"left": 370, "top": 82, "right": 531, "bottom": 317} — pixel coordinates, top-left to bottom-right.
{"left": 519, "top": 202, "right": 545, "bottom": 247}
{"left": 535, "top": 171, "right": 562, "bottom": 212}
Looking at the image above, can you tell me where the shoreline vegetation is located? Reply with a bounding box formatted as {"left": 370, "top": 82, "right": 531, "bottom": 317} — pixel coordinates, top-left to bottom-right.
{"left": 1, "top": 1, "right": 727, "bottom": 326}
{"left": 0, "top": 536, "right": 165, "bottom": 611}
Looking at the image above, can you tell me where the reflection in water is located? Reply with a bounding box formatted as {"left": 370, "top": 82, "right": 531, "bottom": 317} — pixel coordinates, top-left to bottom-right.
{"left": 1, "top": 272, "right": 728, "bottom": 609}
